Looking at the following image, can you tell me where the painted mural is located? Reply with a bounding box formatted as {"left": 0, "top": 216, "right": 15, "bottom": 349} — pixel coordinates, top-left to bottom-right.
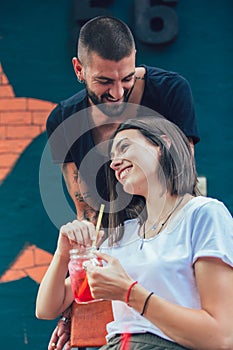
{"left": 0, "top": 1, "right": 232, "bottom": 349}
{"left": 0, "top": 65, "right": 58, "bottom": 348}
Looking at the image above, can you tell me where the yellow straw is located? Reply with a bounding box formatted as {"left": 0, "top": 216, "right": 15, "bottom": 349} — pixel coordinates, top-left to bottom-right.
{"left": 92, "top": 204, "right": 105, "bottom": 248}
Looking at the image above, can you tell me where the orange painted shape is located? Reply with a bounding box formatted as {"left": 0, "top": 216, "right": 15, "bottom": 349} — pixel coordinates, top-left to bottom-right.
{"left": 6, "top": 125, "right": 42, "bottom": 139}
{"left": 0, "top": 84, "right": 14, "bottom": 97}
{"left": 0, "top": 139, "right": 32, "bottom": 153}
{"left": 24, "top": 266, "right": 51, "bottom": 284}
{"left": 0, "top": 63, "right": 56, "bottom": 184}
{"left": 31, "top": 111, "right": 52, "bottom": 126}
{"left": 1, "top": 74, "right": 9, "bottom": 85}
{"left": 0, "top": 269, "right": 27, "bottom": 283}
{"left": 0, "top": 111, "right": 32, "bottom": 125}
{"left": 0, "top": 168, "right": 10, "bottom": 182}
{"left": 11, "top": 245, "right": 35, "bottom": 269}
{"left": 0, "top": 97, "right": 28, "bottom": 111}
{"left": 0, "top": 125, "right": 6, "bottom": 139}
{"left": 27, "top": 98, "right": 55, "bottom": 110}
{"left": 0, "top": 244, "right": 53, "bottom": 284}
{"left": 0, "top": 63, "right": 10, "bottom": 85}
{"left": 34, "top": 246, "right": 53, "bottom": 265}
{"left": 0, "top": 153, "right": 18, "bottom": 167}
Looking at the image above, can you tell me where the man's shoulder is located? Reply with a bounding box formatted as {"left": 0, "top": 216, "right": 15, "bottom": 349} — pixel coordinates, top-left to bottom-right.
{"left": 60, "top": 89, "right": 87, "bottom": 111}
{"left": 141, "top": 64, "right": 192, "bottom": 102}
{"left": 143, "top": 64, "right": 186, "bottom": 85}
{"left": 46, "top": 89, "right": 87, "bottom": 133}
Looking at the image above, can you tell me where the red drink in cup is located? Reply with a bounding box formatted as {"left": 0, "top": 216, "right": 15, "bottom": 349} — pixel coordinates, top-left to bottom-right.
{"left": 69, "top": 247, "right": 102, "bottom": 303}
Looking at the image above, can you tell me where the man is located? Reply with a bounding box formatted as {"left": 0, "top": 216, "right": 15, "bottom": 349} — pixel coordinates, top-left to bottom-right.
{"left": 46, "top": 15, "right": 199, "bottom": 350}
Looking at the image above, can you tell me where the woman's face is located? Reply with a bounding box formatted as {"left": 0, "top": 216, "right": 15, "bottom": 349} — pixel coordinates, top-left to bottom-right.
{"left": 110, "top": 129, "right": 161, "bottom": 197}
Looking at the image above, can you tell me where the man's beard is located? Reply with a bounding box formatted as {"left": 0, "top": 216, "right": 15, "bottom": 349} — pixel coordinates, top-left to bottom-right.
{"left": 86, "top": 85, "right": 133, "bottom": 117}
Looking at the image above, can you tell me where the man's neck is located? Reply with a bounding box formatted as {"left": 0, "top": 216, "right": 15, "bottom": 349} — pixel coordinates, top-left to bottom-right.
{"left": 128, "top": 66, "right": 145, "bottom": 104}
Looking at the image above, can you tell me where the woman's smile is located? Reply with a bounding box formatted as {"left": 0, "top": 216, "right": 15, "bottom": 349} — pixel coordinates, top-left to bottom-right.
{"left": 118, "top": 165, "right": 133, "bottom": 181}
{"left": 110, "top": 129, "right": 160, "bottom": 197}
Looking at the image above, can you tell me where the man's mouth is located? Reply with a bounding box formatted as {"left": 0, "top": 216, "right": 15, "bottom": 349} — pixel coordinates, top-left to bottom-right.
{"left": 103, "top": 89, "right": 129, "bottom": 103}
{"left": 104, "top": 95, "right": 123, "bottom": 103}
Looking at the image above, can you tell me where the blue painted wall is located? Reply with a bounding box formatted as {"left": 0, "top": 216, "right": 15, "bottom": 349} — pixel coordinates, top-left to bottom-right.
{"left": 0, "top": 1, "right": 232, "bottom": 348}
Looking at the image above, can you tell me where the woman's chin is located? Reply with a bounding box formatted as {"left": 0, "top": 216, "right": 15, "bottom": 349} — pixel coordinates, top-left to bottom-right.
{"left": 123, "top": 181, "right": 135, "bottom": 195}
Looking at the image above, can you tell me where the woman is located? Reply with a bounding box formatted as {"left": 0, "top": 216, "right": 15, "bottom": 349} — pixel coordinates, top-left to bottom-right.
{"left": 36, "top": 117, "right": 233, "bottom": 349}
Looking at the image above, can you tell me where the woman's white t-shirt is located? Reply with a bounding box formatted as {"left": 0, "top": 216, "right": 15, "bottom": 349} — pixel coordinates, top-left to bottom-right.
{"left": 100, "top": 196, "right": 233, "bottom": 341}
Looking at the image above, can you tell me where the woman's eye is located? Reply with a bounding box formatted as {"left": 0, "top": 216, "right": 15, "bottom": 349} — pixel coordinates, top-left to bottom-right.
{"left": 120, "top": 144, "right": 129, "bottom": 152}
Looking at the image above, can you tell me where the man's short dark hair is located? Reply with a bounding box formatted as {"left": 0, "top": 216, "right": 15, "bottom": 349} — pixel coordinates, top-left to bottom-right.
{"left": 78, "top": 16, "right": 135, "bottom": 63}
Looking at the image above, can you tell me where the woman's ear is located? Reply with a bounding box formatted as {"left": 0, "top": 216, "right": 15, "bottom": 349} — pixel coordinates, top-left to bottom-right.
{"left": 160, "top": 135, "right": 171, "bottom": 149}
{"left": 72, "top": 57, "right": 85, "bottom": 82}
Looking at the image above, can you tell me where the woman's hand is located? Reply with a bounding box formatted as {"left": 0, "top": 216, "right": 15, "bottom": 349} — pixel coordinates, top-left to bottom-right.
{"left": 86, "top": 251, "right": 133, "bottom": 302}
{"left": 56, "top": 219, "right": 96, "bottom": 258}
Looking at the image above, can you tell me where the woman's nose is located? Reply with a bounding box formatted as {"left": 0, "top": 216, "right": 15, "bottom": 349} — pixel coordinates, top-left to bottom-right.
{"left": 110, "top": 157, "right": 123, "bottom": 170}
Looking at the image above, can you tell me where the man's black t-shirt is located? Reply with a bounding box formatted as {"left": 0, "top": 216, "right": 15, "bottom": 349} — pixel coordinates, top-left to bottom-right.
{"left": 46, "top": 65, "right": 199, "bottom": 210}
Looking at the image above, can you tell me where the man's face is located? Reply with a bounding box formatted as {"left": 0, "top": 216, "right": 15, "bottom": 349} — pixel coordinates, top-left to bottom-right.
{"left": 83, "top": 52, "right": 136, "bottom": 117}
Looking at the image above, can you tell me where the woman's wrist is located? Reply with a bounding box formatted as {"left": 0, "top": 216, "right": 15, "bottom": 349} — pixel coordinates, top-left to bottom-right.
{"left": 140, "top": 292, "right": 154, "bottom": 316}
{"left": 127, "top": 282, "right": 153, "bottom": 316}
{"left": 54, "top": 249, "right": 70, "bottom": 265}
{"left": 126, "top": 281, "right": 138, "bottom": 305}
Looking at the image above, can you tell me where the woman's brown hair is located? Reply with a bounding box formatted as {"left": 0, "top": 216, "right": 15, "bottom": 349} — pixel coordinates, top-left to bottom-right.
{"left": 105, "top": 116, "right": 198, "bottom": 246}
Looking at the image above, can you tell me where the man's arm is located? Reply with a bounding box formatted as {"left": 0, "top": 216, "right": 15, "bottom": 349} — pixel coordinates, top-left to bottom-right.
{"left": 61, "top": 162, "right": 98, "bottom": 224}
{"left": 47, "top": 162, "right": 99, "bottom": 350}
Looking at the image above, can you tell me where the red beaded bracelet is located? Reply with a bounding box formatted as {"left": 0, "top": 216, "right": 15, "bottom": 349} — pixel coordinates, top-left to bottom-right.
{"left": 126, "top": 281, "right": 138, "bottom": 306}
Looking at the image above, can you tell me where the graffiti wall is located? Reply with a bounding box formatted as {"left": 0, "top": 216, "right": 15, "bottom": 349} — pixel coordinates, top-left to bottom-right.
{"left": 0, "top": 1, "right": 232, "bottom": 349}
